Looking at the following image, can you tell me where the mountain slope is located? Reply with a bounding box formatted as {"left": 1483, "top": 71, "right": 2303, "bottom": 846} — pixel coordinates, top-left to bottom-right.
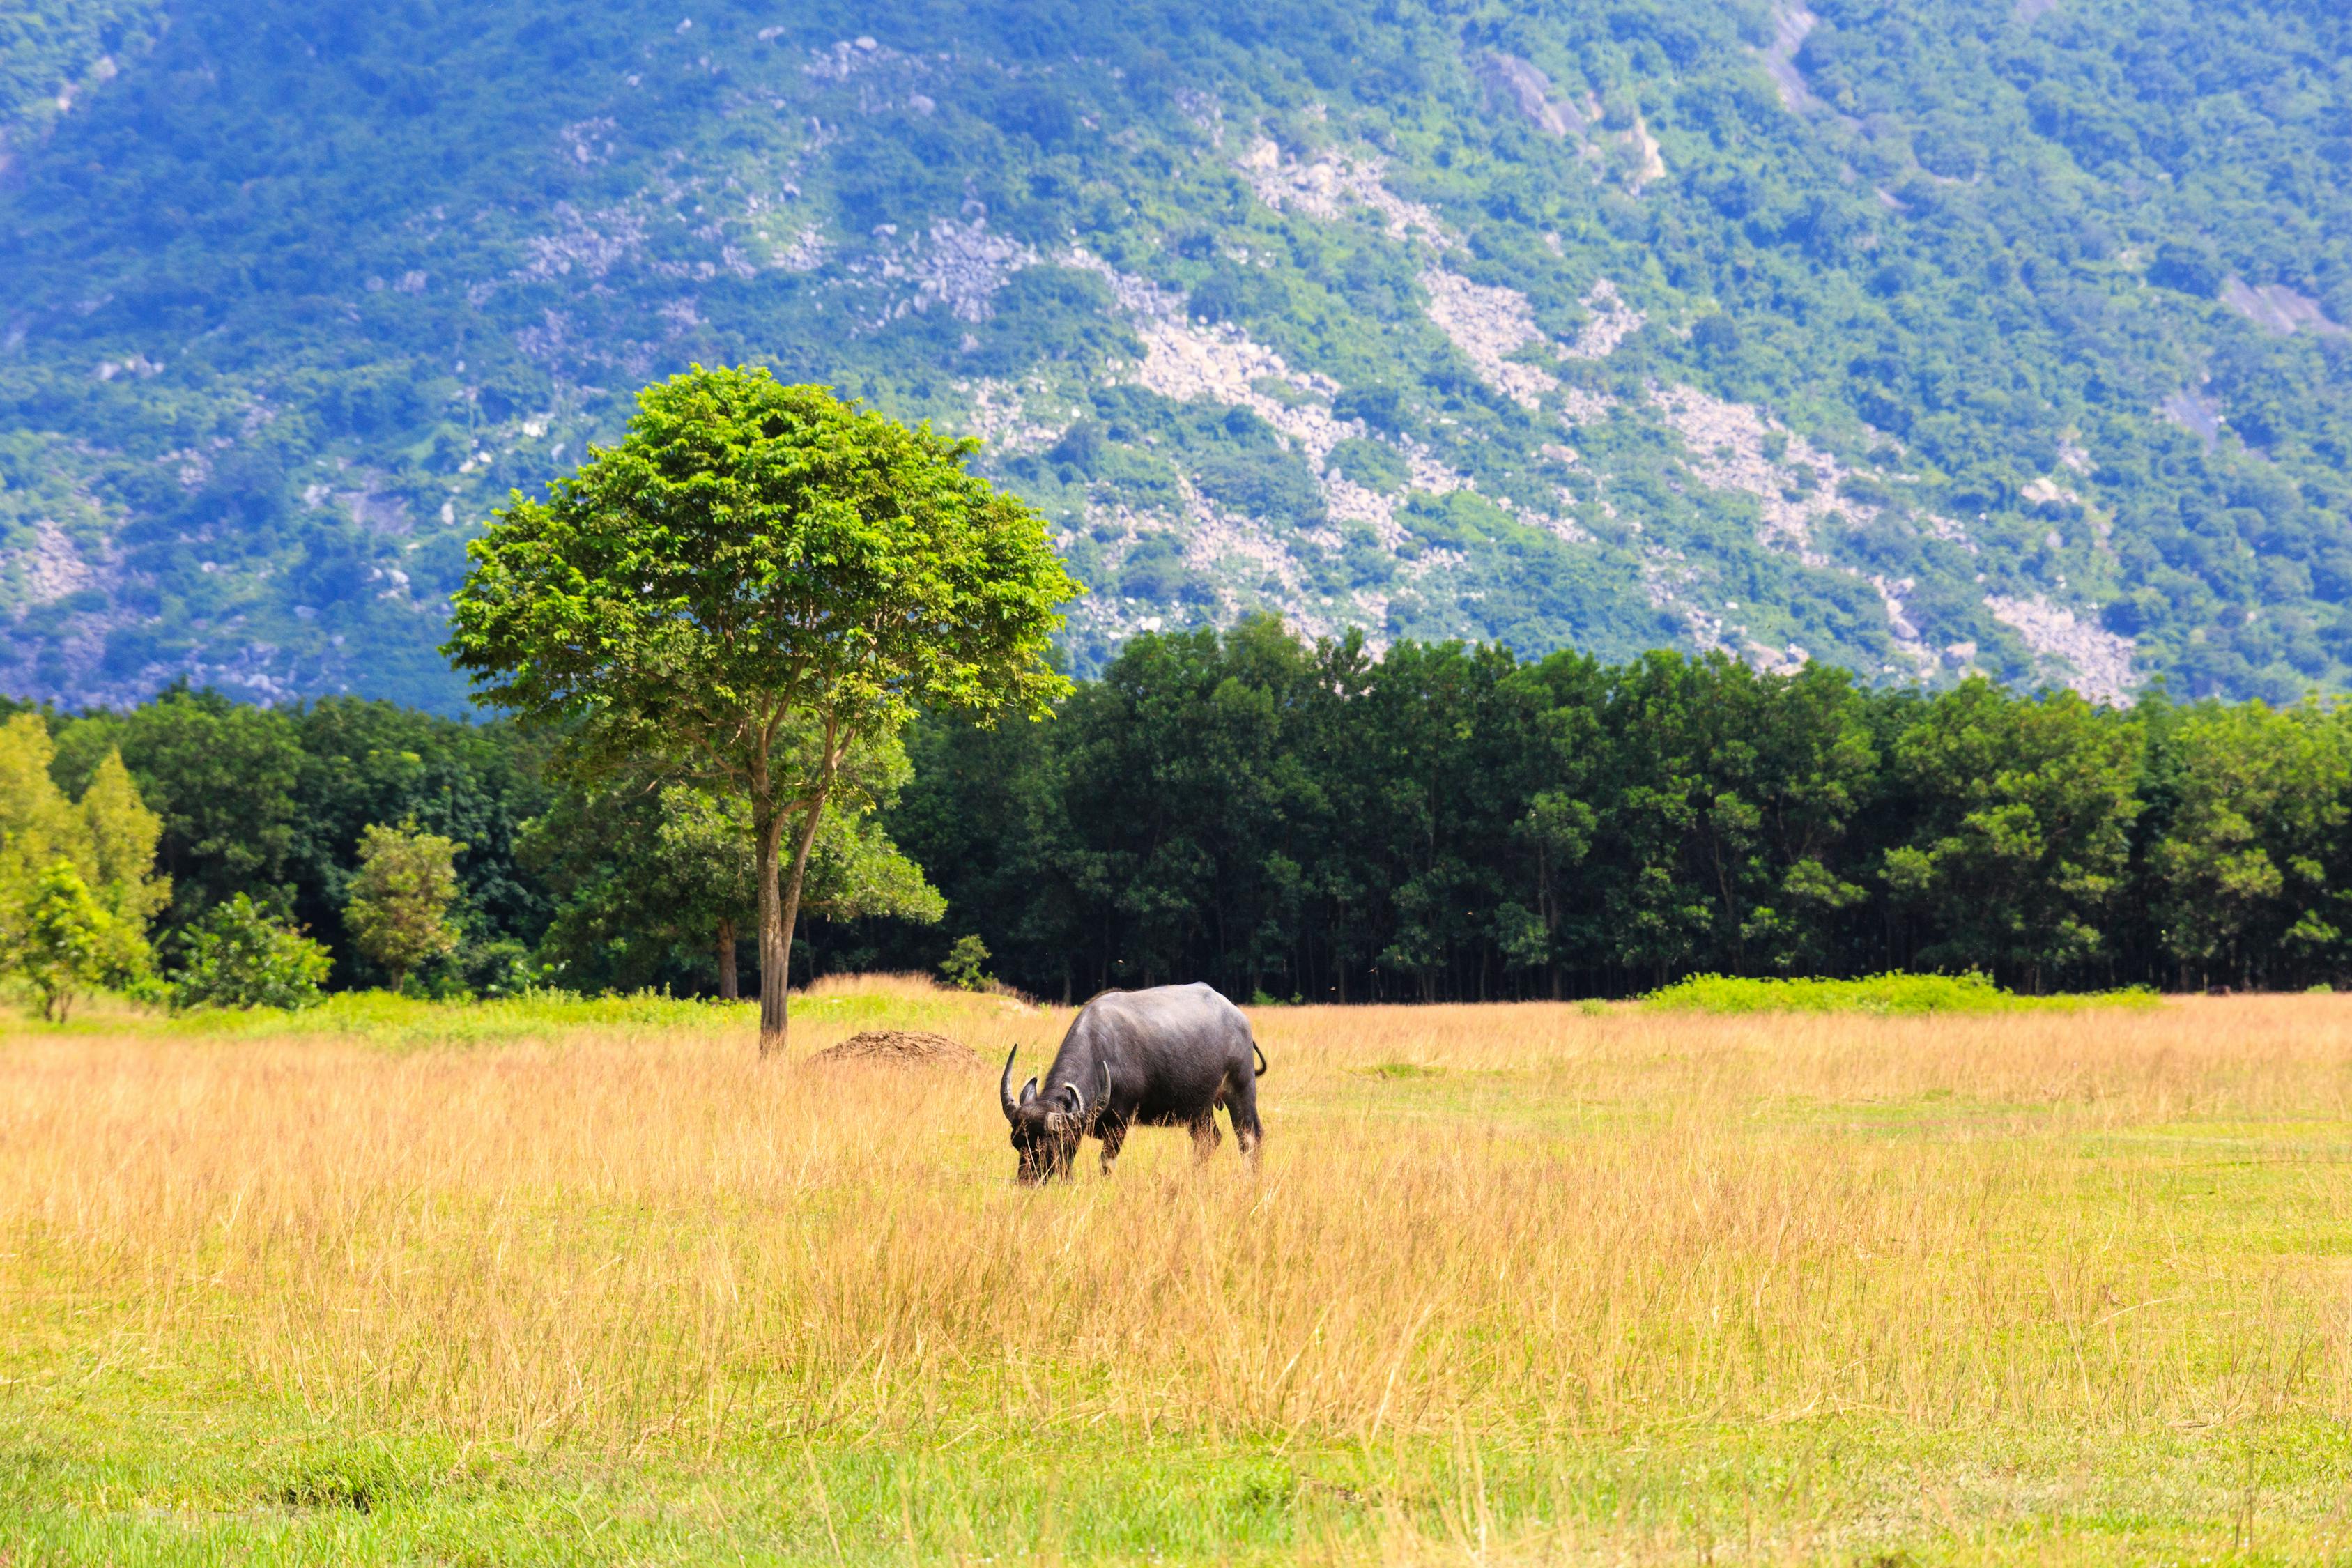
{"left": 1, "top": 0, "right": 2348, "bottom": 710}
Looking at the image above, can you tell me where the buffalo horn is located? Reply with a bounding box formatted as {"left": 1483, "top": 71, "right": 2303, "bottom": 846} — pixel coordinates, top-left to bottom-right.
{"left": 999, "top": 1046, "right": 1021, "bottom": 1123}
{"left": 1098, "top": 1060, "right": 1113, "bottom": 1115}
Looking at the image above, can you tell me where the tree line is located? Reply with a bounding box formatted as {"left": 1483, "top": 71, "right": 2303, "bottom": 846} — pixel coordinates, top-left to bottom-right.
{"left": 0, "top": 693, "right": 528, "bottom": 1010}
{"left": 878, "top": 615, "right": 2351, "bottom": 1001}
{"left": 7, "top": 613, "right": 2347, "bottom": 1008}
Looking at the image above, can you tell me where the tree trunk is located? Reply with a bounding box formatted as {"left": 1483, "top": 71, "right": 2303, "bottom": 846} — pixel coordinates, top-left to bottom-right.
{"left": 767, "top": 787, "right": 831, "bottom": 1052}
{"left": 755, "top": 802, "right": 791, "bottom": 1056}
{"left": 717, "top": 917, "right": 738, "bottom": 1001}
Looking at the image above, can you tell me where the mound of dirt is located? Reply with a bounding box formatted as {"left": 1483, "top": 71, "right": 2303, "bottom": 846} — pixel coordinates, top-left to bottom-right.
{"left": 807, "top": 1029, "right": 982, "bottom": 1069}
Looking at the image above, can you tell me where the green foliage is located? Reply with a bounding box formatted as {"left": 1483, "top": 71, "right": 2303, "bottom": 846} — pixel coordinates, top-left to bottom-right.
{"left": 343, "top": 820, "right": 464, "bottom": 993}
{"left": 1883, "top": 680, "right": 2142, "bottom": 985}
{"left": 75, "top": 748, "right": 169, "bottom": 930}
{"left": 48, "top": 690, "right": 551, "bottom": 985}
{"left": 1643, "top": 972, "right": 2158, "bottom": 1015}
{"left": 169, "top": 892, "right": 332, "bottom": 1011}
{"left": 1325, "top": 438, "right": 1410, "bottom": 495}
{"left": 939, "top": 933, "right": 993, "bottom": 992}
{"left": 52, "top": 687, "right": 303, "bottom": 924}
{"left": 19, "top": 860, "right": 128, "bottom": 1020}
{"left": 0, "top": 712, "right": 166, "bottom": 1001}
{"left": 1, "top": 0, "right": 2349, "bottom": 706}
{"left": 523, "top": 743, "right": 942, "bottom": 995}
{"left": 3, "top": 677, "right": 932, "bottom": 1005}
{"left": 447, "top": 371, "right": 1075, "bottom": 762}
{"left": 0, "top": 2, "right": 165, "bottom": 144}
{"left": 447, "top": 367, "right": 1073, "bottom": 1043}
{"left": 884, "top": 617, "right": 2352, "bottom": 1000}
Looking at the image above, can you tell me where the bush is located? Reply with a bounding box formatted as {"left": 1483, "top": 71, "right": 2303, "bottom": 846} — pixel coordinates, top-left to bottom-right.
{"left": 939, "top": 934, "right": 993, "bottom": 992}
{"left": 1326, "top": 436, "right": 1410, "bottom": 494}
{"left": 1642, "top": 972, "right": 2161, "bottom": 1015}
{"left": 171, "top": 894, "right": 333, "bottom": 1010}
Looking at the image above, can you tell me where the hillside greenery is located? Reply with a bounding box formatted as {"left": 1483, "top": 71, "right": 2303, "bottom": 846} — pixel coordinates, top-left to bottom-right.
{"left": 0, "top": 0, "right": 2348, "bottom": 709}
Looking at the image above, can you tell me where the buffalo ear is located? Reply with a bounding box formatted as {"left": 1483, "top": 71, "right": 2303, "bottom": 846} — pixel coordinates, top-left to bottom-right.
{"left": 1020, "top": 1075, "right": 1039, "bottom": 1106}
{"left": 1060, "top": 1083, "right": 1082, "bottom": 1114}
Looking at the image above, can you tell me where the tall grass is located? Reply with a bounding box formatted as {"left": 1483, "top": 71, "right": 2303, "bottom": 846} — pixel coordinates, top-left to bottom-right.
{"left": 5, "top": 982, "right": 2351, "bottom": 1558}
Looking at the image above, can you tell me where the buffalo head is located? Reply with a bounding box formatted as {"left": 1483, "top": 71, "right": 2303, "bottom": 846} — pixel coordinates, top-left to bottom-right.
{"left": 999, "top": 1046, "right": 1109, "bottom": 1185}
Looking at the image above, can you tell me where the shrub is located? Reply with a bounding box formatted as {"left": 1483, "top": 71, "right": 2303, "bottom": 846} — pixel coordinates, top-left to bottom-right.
{"left": 1643, "top": 972, "right": 2161, "bottom": 1015}
{"left": 171, "top": 894, "right": 332, "bottom": 1011}
{"left": 1326, "top": 436, "right": 1409, "bottom": 494}
{"left": 939, "top": 934, "right": 993, "bottom": 992}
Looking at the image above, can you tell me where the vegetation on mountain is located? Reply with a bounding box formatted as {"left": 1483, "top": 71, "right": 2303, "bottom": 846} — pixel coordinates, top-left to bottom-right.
{"left": 1, "top": 0, "right": 2347, "bottom": 708}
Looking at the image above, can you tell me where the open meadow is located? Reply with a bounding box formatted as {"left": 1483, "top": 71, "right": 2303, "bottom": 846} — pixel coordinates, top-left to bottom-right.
{"left": 7, "top": 981, "right": 2352, "bottom": 1563}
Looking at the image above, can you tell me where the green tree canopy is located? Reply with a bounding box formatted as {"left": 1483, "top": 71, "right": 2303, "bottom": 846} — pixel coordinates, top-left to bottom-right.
{"left": 522, "top": 730, "right": 944, "bottom": 999}
{"left": 0, "top": 714, "right": 169, "bottom": 994}
{"left": 1883, "top": 680, "right": 2143, "bottom": 988}
{"left": 20, "top": 861, "right": 123, "bottom": 1022}
{"left": 344, "top": 820, "right": 464, "bottom": 993}
{"left": 446, "top": 367, "right": 1075, "bottom": 1052}
{"left": 53, "top": 687, "right": 302, "bottom": 927}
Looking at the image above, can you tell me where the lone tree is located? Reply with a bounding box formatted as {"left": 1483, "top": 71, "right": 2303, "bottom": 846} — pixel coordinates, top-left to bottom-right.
{"left": 447, "top": 368, "right": 1074, "bottom": 1054}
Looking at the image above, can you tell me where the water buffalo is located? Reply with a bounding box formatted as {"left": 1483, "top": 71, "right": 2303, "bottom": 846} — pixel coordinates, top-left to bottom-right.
{"left": 998, "top": 982, "right": 1266, "bottom": 1183}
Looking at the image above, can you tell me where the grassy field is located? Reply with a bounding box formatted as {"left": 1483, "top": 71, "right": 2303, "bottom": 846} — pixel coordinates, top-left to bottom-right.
{"left": 6, "top": 979, "right": 2352, "bottom": 1564}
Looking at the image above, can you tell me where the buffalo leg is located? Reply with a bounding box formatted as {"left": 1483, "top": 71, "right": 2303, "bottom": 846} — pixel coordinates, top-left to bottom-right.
{"left": 1226, "top": 1074, "right": 1264, "bottom": 1169}
{"left": 1189, "top": 1114, "right": 1222, "bottom": 1164}
{"left": 1098, "top": 1118, "right": 1128, "bottom": 1176}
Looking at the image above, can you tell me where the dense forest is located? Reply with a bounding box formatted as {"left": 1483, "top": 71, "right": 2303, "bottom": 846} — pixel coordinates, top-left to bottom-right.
{"left": 8, "top": 618, "right": 2348, "bottom": 1004}
{"left": 3, "top": 0, "right": 2351, "bottom": 710}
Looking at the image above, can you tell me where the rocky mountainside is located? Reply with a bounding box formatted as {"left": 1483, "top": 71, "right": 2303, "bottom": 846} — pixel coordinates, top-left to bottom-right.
{"left": 1, "top": 0, "right": 2347, "bottom": 710}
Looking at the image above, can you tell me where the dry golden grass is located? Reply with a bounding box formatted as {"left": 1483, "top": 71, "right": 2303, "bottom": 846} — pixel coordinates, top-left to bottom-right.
{"left": 7, "top": 985, "right": 2352, "bottom": 1561}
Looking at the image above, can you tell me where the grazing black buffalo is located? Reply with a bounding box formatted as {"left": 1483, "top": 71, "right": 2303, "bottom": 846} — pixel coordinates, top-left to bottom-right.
{"left": 998, "top": 982, "right": 1266, "bottom": 1183}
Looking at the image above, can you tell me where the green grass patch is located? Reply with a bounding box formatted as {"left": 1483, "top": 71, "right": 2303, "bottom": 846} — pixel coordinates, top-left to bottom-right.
{"left": 148, "top": 988, "right": 753, "bottom": 1046}
{"left": 71, "top": 986, "right": 982, "bottom": 1050}
{"left": 1643, "top": 971, "right": 2162, "bottom": 1015}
